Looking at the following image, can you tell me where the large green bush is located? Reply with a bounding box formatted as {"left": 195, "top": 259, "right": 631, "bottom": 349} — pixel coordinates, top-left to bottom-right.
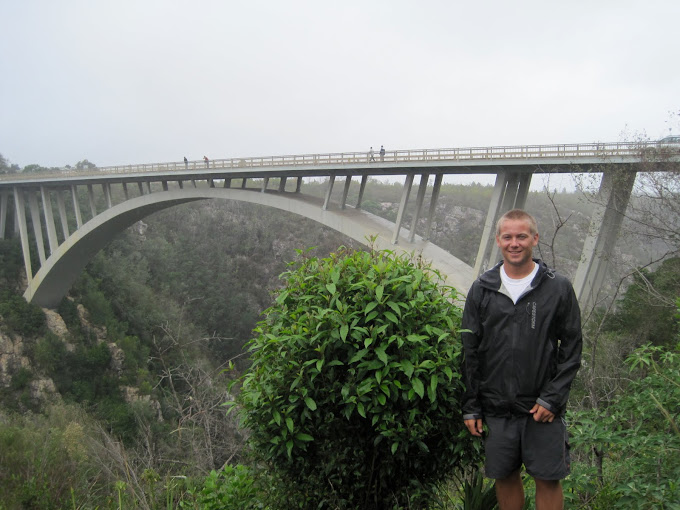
{"left": 234, "top": 247, "right": 481, "bottom": 509}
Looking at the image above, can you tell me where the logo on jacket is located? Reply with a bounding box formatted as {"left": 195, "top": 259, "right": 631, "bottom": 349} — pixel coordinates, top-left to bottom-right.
{"left": 528, "top": 302, "right": 536, "bottom": 329}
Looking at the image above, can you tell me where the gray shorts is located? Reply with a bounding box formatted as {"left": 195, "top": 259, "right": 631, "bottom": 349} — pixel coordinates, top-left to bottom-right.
{"left": 484, "top": 414, "right": 571, "bottom": 481}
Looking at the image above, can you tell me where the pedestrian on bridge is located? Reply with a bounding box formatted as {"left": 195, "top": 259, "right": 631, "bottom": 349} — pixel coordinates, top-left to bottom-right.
{"left": 461, "top": 209, "right": 582, "bottom": 510}
{"left": 380, "top": 145, "right": 385, "bottom": 161}
{"left": 203, "top": 155, "right": 209, "bottom": 168}
{"left": 369, "top": 147, "right": 375, "bottom": 162}
{"left": 184, "top": 156, "right": 188, "bottom": 169}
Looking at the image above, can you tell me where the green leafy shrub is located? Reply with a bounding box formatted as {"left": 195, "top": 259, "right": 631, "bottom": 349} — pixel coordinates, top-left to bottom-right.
{"left": 0, "top": 289, "right": 46, "bottom": 337}
{"left": 234, "top": 247, "right": 481, "bottom": 509}
{"left": 187, "top": 464, "right": 265, "bottom": 509}
{"left": 568, "top": 342, "right": 680, "bottom": 509}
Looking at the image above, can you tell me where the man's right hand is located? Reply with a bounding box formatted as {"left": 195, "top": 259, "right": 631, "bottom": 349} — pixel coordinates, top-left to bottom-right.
{"left": 465, "top": 418, "right": 484, "bottom": 437}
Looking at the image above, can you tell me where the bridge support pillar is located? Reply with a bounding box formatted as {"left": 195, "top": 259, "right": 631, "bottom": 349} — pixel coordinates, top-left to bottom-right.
{"left": 56, "top": 190, "right": 69, "bottom": 239}
{"left": 423, "top": 174, "right": 443, "bottom": 241}
{"left": 409, "top": 173, "right": 429, "bottom": 242}
{"left": 392, "top": 174, "right": 414, "bottom": 244}
{"left": 341, "top": 177, "right": 352, "bottom": 209}
{"left": 71, "top": 185, "right": 83, "bottom": 229}
{"left": 356, "top": 175, "right": 368, "bottom": 209}
{"left": 474, "top": 170, "right": 532, "bottom": 275}
{"left": 573, "top": 169, "right": 636, "bottom": 311}
{"left": 262, "top": 178, "right": 269, "bottom": 193}
{"left": 0, "top": 191, "right": 8, "bottom": 239}
{"left": 279, "top": 177, "right": 287, "bottom": 193}
{"left": 13, "top": 188, "right": 32, "bottom": 282}
{"left": 323, "top": 174, "right": 336, "bottom": 211}
{"left": 295, "top": 177, "right": 302, "bottom": 193}
{"left": 88, "top": 185, "right": 97, "bottom": 217}
{"left": 28, "top": 191, "right": 47, "bottom": 264}
{"left": 40, "top": 187, "right": 59, "bottom": 255}
{"left": 104, "top": 183, "right": 113, "bottom": 208}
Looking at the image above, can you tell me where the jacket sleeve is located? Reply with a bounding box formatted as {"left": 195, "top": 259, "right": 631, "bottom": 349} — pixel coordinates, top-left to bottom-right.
{"left": 537, "top": 280, "right": 582, "bottom": 414}
{"left": 461, "top": 283, "right": 484, "bottom": 420}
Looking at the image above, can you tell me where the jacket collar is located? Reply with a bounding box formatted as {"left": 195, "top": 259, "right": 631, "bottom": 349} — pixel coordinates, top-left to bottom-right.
{"left": 478, "top": 258, "right": 551, "bottom": 292}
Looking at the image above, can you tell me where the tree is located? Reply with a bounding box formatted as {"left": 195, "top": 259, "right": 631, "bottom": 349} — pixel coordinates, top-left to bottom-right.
{"left": 0, "top": 153, "right": 19, "bottom": 174}
{"left": 233, "top": 247, "right": 481, "bottom": 509}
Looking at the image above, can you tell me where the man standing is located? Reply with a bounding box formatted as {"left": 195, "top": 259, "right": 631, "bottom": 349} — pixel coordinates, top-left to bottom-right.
{"left": 461, "top": 209, "right": 582, "bottom": 510}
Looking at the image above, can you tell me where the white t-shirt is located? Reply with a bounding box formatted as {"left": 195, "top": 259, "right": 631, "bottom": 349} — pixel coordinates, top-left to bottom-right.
{"left": 500, "top": 262, "right": 538, "bottom": 304}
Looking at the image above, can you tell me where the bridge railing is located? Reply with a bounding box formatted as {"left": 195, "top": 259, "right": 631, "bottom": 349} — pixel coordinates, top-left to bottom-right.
{"left": 0, "top": 141, "right": 660, "bottom": 182}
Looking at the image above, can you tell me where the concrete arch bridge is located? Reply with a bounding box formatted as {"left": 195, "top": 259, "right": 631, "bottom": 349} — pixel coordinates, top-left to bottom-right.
{"left": 0, "top": 142, "right": 673, "bottom": 310}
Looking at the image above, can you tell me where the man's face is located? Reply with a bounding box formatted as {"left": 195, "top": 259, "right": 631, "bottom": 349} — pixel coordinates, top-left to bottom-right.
{"left": 496, "top": 218, "right": 539, "bottom": 269}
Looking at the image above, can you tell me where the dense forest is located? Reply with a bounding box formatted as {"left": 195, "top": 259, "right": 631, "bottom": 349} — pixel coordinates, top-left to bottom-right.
{"left": 0, "top": 153, "right": 679, "bottom": 508}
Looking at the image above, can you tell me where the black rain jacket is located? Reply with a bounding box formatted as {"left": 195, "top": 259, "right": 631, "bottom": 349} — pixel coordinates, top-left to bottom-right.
{"left": 461, "top": 259, "right": 582, "bottom": 419}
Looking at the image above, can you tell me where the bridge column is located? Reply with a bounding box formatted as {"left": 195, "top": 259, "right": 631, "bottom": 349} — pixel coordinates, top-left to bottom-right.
{"left": 71, "top": 185, "right": 83, "bottom": 229}
{"left": 423, "top": 174, "right": 443, "bottom": 241}
{"left": 40, "top": 186, "right": 59, "bottom": 255}
{"left": 341, "top": 177, "right": 352, "bottom": 210}
{"left": 88, "top": 185, "right": 97, "bottom": 217}
{"left": 262, "top": 178, "right": 270, "bottom": 193}
{"left": 323, "top": 174, "right": 336, "bottom": 211}
{"left": 56, "top": 190, "right": 69, "bottom": 239}
{"left": 356, "top": 175, "right": 368, "bottom": 209}
{"left": 474, "top": 170, "right": 533, "bottom": 275}
{"left": 573, "top": 169, "right": 636, "bottom": 310}
{"left": 392, "top": 174, "right": 415, "bottom": 244}
{"left": 295, "top": 177, "right": 302, "bottom": 193}
{"left": 279, "top": 177, "right": 287, "bottom": 193}
{"left": 0, "top": 191, "right": 8, "bottom": 238}
{"left": 13, "top": 188, "right": 32, "bottom": 281}
{"left": 123, "top": 182, "right": 130, "bottom": 199}
{"left": 409, "top": 173, "right": 429, "bottom": 242}
{"left": 223, "top": 178, "right": 231, "bottom": 188}
{"left": 27, "top": 191, "right": 47, "bottom": 265}
{"left": 103, "top": 183, "right": 113, "bottom": 209}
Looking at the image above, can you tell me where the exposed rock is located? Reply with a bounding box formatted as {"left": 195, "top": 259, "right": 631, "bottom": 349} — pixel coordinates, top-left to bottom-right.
{"left": 77, "top": 304, "right": 108, "bottom": 343}
{"left": 43, "top": 308, "right": 69, "bottom": 337}
{"left": 29, "top": 378, "right": 59, "bottom": 403}
{"left": 108, "top": 342, "right": 125, "bottom": 376}
{"left": 132, "top": 220, "right": 148, "bottom": 237}
{"left": 0, "top": 331, "right": 30, "bottom": 387}
{"left": 122, "top": 385, "right": 163, "bottom": 421}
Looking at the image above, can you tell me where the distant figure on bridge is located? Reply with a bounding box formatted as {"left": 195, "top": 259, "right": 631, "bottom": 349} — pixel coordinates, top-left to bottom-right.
{"left": 203, "top": 156, "right": 209, "bottom": 168}
{"left": 380, "top": 145, "right": 385, "bottom": 162}
{"left": 184, "top": 156, "right": 188, "bottom": 169}
{"left": 369, "top": 147, "right": 376, "bottom": 162}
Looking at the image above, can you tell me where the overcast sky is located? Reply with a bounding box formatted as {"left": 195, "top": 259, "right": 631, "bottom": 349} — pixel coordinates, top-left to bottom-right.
{"left": 1, "top": 0, "right": 679, "bottom": 171}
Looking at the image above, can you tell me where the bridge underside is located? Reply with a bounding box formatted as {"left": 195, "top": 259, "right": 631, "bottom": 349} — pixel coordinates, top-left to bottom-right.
{"left": 20, "top": 188, "right": 476, "bottom": 308}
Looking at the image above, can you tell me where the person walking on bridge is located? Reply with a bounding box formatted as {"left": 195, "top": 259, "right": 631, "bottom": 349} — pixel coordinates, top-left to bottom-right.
{"left": 203, "top": 155, "right": 209, "bottom": 168}
{"left": 461, "top": 209, "right": 582, "bottom": 510}
{"left": 380, "top": 145, "right": 385, "bottom": 161}
{"left": 368, "top": 147, "right": 376, "bottom": 162}
{"left": 184, "top": 156, "right": 188, "bottom": 169}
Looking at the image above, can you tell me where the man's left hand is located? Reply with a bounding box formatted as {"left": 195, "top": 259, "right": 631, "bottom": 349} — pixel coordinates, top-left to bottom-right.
{"left": 530, "top": 403, "right": 555, "bottom": 423}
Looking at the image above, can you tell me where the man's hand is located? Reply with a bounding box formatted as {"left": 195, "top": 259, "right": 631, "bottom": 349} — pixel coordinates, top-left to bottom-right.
{"left": 530, "top": 403, "right": 555, "bottom": 423}
{"left": 464, "top": 418, "right": 484, "bottom": 437}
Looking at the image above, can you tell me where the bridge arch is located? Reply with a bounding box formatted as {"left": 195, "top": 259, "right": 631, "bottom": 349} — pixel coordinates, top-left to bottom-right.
{"left": 25, "top": 188, "right": 475, "bottom": 308}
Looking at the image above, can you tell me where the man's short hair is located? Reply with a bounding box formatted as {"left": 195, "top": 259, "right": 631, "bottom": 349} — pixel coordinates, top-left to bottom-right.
{"left": 496, "top": 209, "right": 538, "bottom": 236}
